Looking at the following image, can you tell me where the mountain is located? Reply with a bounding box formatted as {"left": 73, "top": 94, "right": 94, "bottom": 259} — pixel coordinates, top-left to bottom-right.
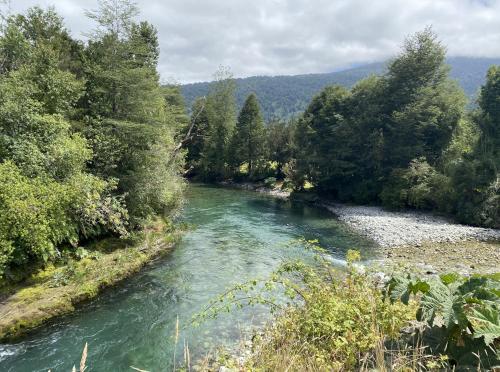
{"left": 180, "top": 57, "right": 500, "bottom": 120}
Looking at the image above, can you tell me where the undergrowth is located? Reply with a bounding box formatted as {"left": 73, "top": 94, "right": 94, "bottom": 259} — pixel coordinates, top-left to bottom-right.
{"left": 193, "top": 240, "right": 499, "bottom": 371}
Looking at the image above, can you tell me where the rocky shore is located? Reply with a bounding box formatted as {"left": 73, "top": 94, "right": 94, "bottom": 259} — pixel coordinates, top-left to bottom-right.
{"left": 322, "top": 203, "right": 500, "bottom": 247}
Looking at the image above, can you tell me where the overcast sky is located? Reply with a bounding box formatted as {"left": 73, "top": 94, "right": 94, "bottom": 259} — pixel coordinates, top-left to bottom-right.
{"left": 5, "top": 0, "right": 500, "bottom": 83}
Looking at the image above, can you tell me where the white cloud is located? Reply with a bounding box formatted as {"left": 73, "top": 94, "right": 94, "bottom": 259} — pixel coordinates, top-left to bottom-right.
{"left": 5, "top": 0, "right": 500, "bottom": 83}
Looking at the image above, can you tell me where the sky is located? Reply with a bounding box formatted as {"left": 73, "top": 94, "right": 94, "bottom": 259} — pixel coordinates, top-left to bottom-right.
{"left": 4, "top": 0, "right": 500, "bottom": 83}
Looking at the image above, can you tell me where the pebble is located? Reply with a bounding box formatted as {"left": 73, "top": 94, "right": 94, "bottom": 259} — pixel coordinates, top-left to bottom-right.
{"left": 322, "top": 203, "right": 500, "bottom": 247}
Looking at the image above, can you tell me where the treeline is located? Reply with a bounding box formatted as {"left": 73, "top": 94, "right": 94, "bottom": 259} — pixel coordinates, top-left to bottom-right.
{"left": 0, "top": 2, "right": 186, "bottom": 278}
{"left": 181, "top": 57, "right": 500, "bottom": 121}
{"left": 185, "top": 29, "right": 499, "bottom": 228}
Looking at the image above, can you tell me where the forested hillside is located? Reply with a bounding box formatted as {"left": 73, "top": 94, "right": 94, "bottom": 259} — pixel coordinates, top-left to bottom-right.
{"left": 181, "top": 57, "right": 500, "bottom": 119}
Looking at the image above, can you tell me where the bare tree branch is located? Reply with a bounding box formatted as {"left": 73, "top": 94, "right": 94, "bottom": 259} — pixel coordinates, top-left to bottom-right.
{"left": 172, "top": 96, "right": 206, "bottom": 155}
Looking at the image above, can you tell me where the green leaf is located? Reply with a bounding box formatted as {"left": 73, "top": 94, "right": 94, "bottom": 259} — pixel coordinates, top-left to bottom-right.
{"left": 419, "top": 279, "right": 467, "bottom": 329}
{"left": 440, "top": 273, "right": 461, "bottom": 285}
{"left": 469, "top": 306, "right": 500, "bottom": 346}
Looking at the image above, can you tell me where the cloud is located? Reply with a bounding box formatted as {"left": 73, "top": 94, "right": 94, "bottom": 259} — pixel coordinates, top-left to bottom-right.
{"left": 5, "top": 0, "right": 500, "bottom": 83}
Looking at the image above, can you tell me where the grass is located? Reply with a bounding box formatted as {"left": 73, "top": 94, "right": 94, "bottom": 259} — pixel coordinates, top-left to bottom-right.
{"left": 0, "top": 219, "right": 184, "bottom": 341}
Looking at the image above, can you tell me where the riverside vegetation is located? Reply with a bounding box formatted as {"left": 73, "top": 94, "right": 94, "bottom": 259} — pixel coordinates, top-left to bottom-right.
{"left": 182, "top": 26, "right": 499, "bottom": 371}
{"left": 0, "top": 1, "right": 498, "bottom": 370}
{"left": 0, "top": 1, "right": 186, "bottom": 337}
{"left": 195, "top": 245, "right": 499, "bottom": 371}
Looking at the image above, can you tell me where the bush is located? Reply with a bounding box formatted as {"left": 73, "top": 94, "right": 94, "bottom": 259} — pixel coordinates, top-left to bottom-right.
{"left": 264, "top": 177, "right": 277, "bottom": 188}
{"left": 450, "top": 158, "right": 500, "bottom": 228}
{"left": 0, "top": 161, "right": 69, "bottom": 276}
{"left": 380, "top": 157, "right": 453, "bottom": 211}
{"left": 252, "top": 259, "right": 413, "bottom": 370}
{"left": 0, "top": 161, "right": 128, "bottom": 278}
{"left": 195, "top": 244, "right": 418, "bottom": 370}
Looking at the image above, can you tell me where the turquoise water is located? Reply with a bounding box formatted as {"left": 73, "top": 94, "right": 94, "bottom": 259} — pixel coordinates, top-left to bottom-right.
{"left": 0, "top": 184, "right": 375, "bottom": 371}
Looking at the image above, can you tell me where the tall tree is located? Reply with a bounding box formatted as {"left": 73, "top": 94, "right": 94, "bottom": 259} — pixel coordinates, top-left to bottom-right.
{"left": 382, "top": 28, "right": 465, "bottom": 169}
{"left": 82, "top": 2, "right": 184, "bottom": 224}
{"left": 0, "top": 7, "right": 128, "bottom": 276}
{"left": 184, "top": 97, "right": 209, "bottom": 173}
{"left": 83, "top": 1, "right": 161, "bottom": 121}
{"left": 85, "top": 0, "right": 139, "bottom": 39}
{"left": 450, "top": 66, "right": 500, "bottom": 227}
{"left": 230, "top": 93, "right": 267, "bottom": 177}
{"left": 199, "top": 66, "right": 236, "bottom": 180}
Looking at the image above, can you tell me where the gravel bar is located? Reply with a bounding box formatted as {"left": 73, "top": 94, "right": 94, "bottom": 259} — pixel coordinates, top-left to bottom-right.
{"left": 322, "top": 203, "right": 500, "bottom": 247}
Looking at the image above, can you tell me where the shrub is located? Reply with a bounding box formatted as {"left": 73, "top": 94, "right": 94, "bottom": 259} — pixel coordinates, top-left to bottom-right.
{"left": 195, "top": 244, "right": 417, "bottom": 370}
{"left": 263, "top": 177, "right": 277, "bottom": 188}
{"left": 0, "top": 161, "right": 128, "bottom": 278}
{"left": 381, "top": 157, "right": 453, "bottom": 211}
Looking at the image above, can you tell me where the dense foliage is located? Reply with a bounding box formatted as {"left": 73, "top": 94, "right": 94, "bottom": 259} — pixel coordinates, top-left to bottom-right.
{"left": 0, "top": 2, "right": 185, "bottom": 279}
{"left": 184, "top": 29, "right": 498, "bottom": 228}
{"left": 181, "top": 57, "right": 500, "bottom": 120}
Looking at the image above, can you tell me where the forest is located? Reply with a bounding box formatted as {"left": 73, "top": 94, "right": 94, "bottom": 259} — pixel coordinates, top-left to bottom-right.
{"left": 185, "top": 28, "right": 499, "bottom": 229}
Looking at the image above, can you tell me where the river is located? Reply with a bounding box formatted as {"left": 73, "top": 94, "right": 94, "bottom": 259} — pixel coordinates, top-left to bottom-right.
{"left": 0, "top": 184, "right": 375, "bottom": 371}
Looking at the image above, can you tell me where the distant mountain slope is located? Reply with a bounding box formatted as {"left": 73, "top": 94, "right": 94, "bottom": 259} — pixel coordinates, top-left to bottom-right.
{"left": 181, "top": 57, "right": 500, "bottom": 120}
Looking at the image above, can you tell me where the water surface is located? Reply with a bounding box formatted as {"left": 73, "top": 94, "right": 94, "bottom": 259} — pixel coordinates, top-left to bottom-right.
{"left": 0, "top": 184, "right": 374, "bottom": 371}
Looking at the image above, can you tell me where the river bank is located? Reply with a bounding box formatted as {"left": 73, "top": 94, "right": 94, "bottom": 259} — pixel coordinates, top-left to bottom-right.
{"left": 0, "top": 220, "right": 182, "bottom": 341}
{"left": 220, "top": 181, "right": 500, "bottom": 275}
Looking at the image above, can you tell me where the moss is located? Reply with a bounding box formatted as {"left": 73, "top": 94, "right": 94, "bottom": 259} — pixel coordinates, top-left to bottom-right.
{"left": 16, "top": 286, "right": 46, "bottom": 301}
{"left": 0, "top": 222, "right": 184, "bottom": 341}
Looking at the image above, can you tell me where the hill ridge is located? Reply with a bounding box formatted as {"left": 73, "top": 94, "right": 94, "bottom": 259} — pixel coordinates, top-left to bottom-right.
{"left": 181, "top": 57, "right": 500, "bottom": 120}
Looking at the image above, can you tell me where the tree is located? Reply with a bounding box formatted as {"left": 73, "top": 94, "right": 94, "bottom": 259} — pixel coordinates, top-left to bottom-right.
{"left": 11, "top": 6, "right": 84, "bottom": 75}
{"left": 0, "top": 20, "right": 29, "bottom": 74}
{"left": 382, "top": 28, "right": 465, "bottom": 169}
{"left": 450, "top": 66, "right": 500, "bottom": 227}
{"left": 266, "top": 118, "right": 293, "bottom": 178}
{"left": 82, "top": 1, "right": 161, "bottom": 121}
{"left": 230, "top": 93, "right": 267, "bottom": 177}
{"left": 289, "top": 85, "right": 355, "bottom": 195}
{"left": 184, "top": 97, "right": 209, "bottom": 173}
{"left": 0, "top": 9, "right": 128, "bottom": 276}
{"left": 85, "top": 0, "right": 139, "bottom": 39}
{"left": 0, "top": 4, "right": 186, "bottom": 277}
{"left": 82, "top": 4, "right": 185, "bottom": 224}
{"left": 199, "top": 66, "right": 236, "bottom": 180}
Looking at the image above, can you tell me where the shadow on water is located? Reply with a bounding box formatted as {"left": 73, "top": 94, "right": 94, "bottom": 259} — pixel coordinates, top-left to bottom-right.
{"left": 0, "top": 184, "right": 376, "bottom": 372}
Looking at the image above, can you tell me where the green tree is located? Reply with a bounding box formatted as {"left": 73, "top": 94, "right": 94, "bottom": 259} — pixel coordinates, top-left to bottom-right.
{"left": 81, "top": 1, "right": 185, "bottom": 224}
{"left": 266, "top": 118, "right": 293, "bottom": 178}
{"left": 184, "top": 97, "right": 209, "bottom": 173}
{"left": 0, "top": 4, "right": 185, "bottom": 277}
{"left": 230, "top": 93, "right": 267, "bottom": 177}
{"left": 199, "top": 66, "right": 236, "bottom": 180}
{"left": 290, "top": 85, "right": 355, "bottom": 195}
{"left": 11, "top": 6, "right": 84, "bottom": 75}
{"left": 450, "top": 66, "right": 500, "bottom": 227}
{"left": 383, "top": 28, "right": 466, "bottom": 169}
